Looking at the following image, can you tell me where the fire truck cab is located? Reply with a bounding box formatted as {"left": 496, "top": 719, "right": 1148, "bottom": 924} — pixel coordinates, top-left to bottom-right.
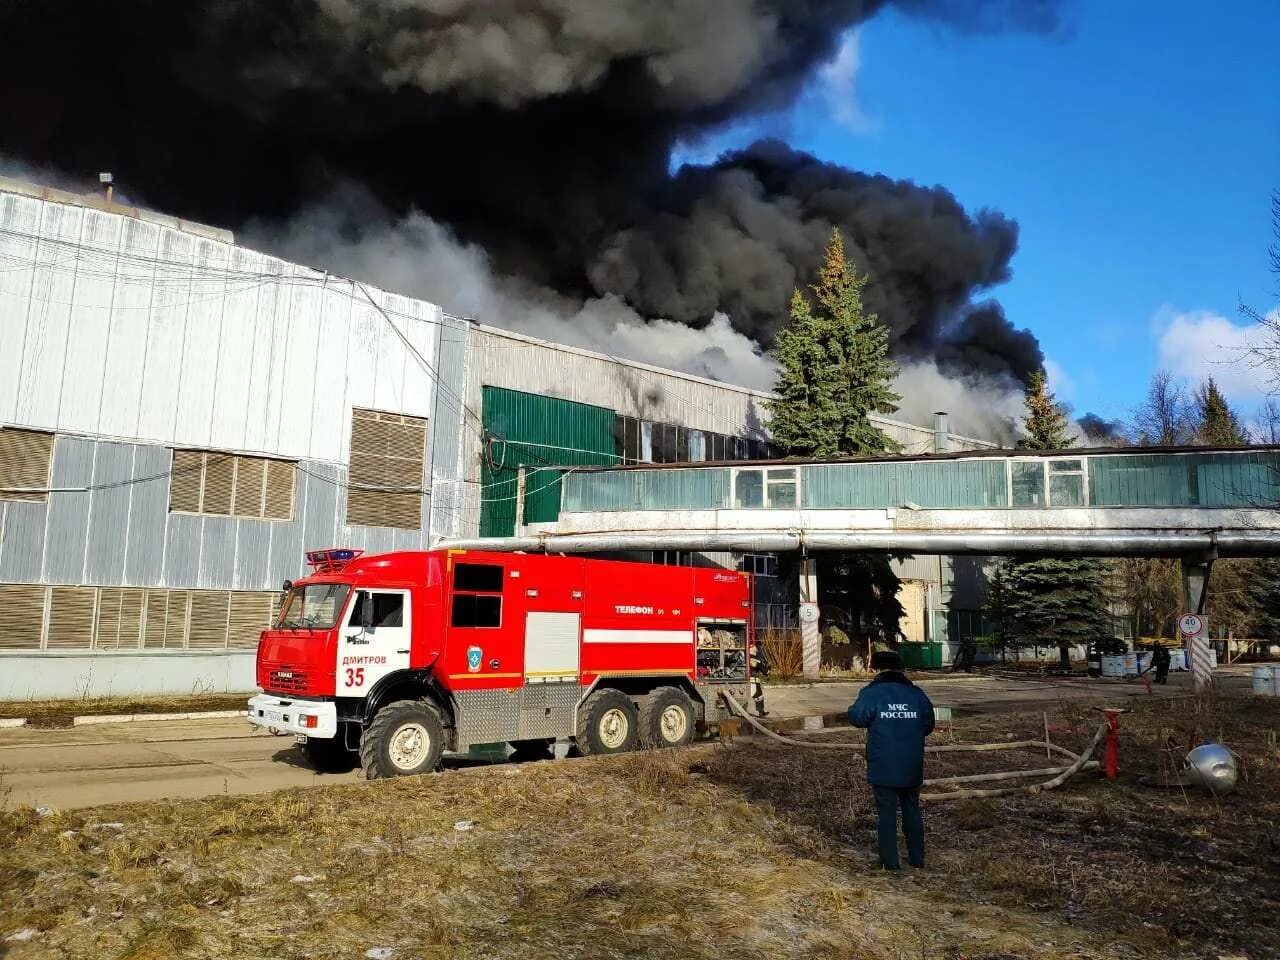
{"left": 247, "top": 548, "right": 754, "bottom": 777}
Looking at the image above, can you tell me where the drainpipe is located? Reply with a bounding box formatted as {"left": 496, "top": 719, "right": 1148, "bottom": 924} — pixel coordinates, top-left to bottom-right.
{"left": 933, "top": 412, "right": 950, "bottom": 453}
{"left": 514, "top": 465, "right": 527, "bottom": 537}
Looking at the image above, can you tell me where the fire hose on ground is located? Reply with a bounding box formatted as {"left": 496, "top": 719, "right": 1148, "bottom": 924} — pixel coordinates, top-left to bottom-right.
{"left": 718, "top": 692, "right": 1106, "bottom": 802}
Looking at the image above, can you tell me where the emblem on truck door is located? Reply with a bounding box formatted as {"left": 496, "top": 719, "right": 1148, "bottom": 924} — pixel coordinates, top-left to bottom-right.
{"left": 466, "top": 646, "right": 483, "bottom": 672}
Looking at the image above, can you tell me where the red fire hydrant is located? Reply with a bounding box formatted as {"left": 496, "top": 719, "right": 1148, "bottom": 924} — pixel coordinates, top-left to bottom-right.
{"left": 1102, "top": 707, "right": 1124, "bottom": 779}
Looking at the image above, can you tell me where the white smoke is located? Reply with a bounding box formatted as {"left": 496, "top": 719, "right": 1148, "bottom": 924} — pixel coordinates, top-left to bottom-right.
{"left": 892, "top": 361, "right": 1023, "bottom": 444}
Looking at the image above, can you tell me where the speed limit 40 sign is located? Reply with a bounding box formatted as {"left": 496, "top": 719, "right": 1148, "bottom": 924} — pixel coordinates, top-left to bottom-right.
{"left": 1178, "top": 613, "right": 1204, "bottom": 637}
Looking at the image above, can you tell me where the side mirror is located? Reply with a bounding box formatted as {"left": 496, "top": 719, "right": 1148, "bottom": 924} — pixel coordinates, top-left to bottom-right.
{"left": 282, "top": 580, "right": 293, "bottom": 593}
{"left": 361, "top": 596, "right": 374, "bottom": 633}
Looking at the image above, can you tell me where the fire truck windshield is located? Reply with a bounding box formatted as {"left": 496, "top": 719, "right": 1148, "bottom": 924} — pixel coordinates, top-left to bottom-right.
{"left": 276, "top": 583, "right": 352, "bottom": 630}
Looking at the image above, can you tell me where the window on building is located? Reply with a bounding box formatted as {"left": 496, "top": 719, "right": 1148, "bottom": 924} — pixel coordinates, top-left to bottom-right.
{"left": 452, "top": 562, "right": 503, "bottom": 628}
{"left": 765, "top": 467, "right": 797, "bottom": 508}
{"left": 1010, "top": 460, "right": 1046, "bottom": 507}
{"left": 734, "top": 469, "right": 764, "bottom": 508}
{"left": 346, "top": 407, "right": 428, "bottom": 529}
{"left": 733, "top": 467, "right": 796, "bottom": 509}
{"left": 169, "top": 450, "right": 295, "bottom": 519}
{"left": 0, "top": 428, "right": 53, "bottom": 503}
{"left": 655, "top": 550, "right": 694, "bottom": 566}
{"left": 689, "top": 430, "right": 706, "bottom": 461}
{"left": 739, "top": 554, "right": 778, "bottom": 578}
{"left": 1048, "top": 459, "right": 1086, "bottom": 507}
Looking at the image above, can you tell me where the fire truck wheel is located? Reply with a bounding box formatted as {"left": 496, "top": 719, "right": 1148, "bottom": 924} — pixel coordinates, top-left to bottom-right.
{"left": 303, "top": 735, "right": 359, "bottom": 773}
{"left": 575, "top": 688, "right": 639, "bottom": 756}
{"left": 639, "top": 687, "right": 696, "bottom": 749}
{"left": 360, "top": 700, "right": 445, "bottom": 779}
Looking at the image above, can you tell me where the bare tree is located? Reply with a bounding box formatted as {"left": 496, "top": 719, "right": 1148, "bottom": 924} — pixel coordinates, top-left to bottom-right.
{"left": 1257, "top": 397, "right": 1280, "bottom": 444}
{"left": 1132, "top": 370, "right": 1194, "bottom": 445}
{"left": 1243, "top": 191, "right": 1280, "bottom": 386}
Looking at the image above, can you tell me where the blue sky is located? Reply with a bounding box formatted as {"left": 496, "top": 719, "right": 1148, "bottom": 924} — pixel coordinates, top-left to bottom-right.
{"left": 679, "top": 0, "right": 1280, "bottom": 424}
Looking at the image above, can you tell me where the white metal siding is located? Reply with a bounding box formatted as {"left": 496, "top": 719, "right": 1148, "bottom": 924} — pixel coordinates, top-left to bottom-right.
{"left": 0, "top": 190, "right": 455, "bottom": 467}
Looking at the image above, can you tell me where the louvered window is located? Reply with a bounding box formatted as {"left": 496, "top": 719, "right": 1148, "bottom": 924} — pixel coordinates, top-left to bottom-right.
{"left": 346, "top": 408, "right": 427, "bottom": 529}
{"left": 94, "top": 588, "right": 144, "bottom": 649}
{"left": 0, "top": 428, "right": 53, "bottom": 503}
{"left": 169, "top": 450, "right": 295, "bottom": 520}
{"left": 46, "top": 587, "right": 97, "bottom": 648}
{"left": 188, "top": 591, "right": 231, "bottom": 648}
{"left": 0, "top": 584, "right": 45, "bottom": 649}
{"left": 229, "top": 592, "right": 273, "bottom": 648}
{"left": 0, "top": 584, "right": 277, "bottom": 650}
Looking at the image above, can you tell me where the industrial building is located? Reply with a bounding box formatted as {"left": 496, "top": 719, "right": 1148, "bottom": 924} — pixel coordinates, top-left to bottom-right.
{"left": 0, "top": 177, "right": 993, "bottom": 698}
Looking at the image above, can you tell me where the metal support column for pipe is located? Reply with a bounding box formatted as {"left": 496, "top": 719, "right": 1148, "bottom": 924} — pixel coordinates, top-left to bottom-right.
{"left": 1181, "top": 557, "right": 1214, "bottom": 692}
{"left": 799, "top": 556, "right": 821, "bottom": 681}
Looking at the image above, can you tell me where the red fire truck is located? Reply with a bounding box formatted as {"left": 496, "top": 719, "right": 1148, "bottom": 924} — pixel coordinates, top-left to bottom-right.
{"left": 247, "top": 548, "right": 754, "bottom": 778}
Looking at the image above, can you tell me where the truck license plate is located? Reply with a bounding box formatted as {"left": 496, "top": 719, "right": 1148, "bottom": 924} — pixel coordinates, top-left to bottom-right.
{"left": 263, "top": 709, "right": 284, "bottom": 725}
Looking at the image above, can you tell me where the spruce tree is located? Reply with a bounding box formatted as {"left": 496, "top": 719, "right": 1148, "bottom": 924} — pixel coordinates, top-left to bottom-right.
{"left": 767, "top": 229, "right": 900, "bottom": 457}
{"left": 1002, "top": 371, "right": 1114, "bottom": 667}
{"left": 767, "top": 229, "right": 904, "bottom": 654}
{"left": 1193, "top": 378, "right": 1248, "bottom": 445}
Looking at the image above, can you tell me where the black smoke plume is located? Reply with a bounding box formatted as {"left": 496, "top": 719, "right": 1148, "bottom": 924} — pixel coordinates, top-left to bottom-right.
{"left": 0, "top": 0, "right": 1059, "bottom": 382}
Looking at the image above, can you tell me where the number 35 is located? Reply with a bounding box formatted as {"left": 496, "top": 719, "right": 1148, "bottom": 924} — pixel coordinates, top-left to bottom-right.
{"left": 345, "top": 667, "right": 365, "bottom": 687}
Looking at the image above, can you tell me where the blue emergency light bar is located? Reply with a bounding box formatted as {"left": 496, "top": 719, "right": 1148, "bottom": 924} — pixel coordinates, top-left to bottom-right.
{"left": 305, "top": 548, "right": 363, "bottom": 572}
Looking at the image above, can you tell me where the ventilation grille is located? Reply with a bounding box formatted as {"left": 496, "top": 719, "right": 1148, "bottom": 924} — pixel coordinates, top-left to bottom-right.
{"left": 0, "top": 584, "right": 45, "bottom": 649}
{"left": 169, "top": 450, "right": 295, "bottom": 520}
{"left": 0, "top": 428, "right": 53, "bottom": 503}
{"left": 46, "top": 587, "right": 96, "bottom": 648}
{"left": 346, "top": 408, "right": 427, "bottom": 529}
{"left": 0, "top": 584, "right": 279, "bottom": 650}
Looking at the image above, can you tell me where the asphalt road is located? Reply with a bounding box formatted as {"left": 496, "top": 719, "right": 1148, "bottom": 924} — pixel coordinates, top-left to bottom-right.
{"left": 0, "top": 667, "right": 1255, "bottom": 811}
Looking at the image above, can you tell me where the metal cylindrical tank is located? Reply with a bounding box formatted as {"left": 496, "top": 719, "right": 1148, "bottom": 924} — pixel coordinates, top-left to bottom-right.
{"left": 1252, "top": 665, "right": 1275, "bottom": 696}
{"left": 1101, "top": 655, "right": 1124, "bottom": 678}
{"left": 1122, "top": 652, "right": 1139, "bottom": 676}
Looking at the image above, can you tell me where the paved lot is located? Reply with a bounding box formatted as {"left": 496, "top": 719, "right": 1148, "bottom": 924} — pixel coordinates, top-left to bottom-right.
{"left": 0, "top": 667, "right": 1255, "bottom": 811}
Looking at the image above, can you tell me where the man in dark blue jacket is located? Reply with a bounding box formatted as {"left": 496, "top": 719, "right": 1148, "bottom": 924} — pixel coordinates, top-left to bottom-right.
{"left": 848, "top": 650, "right": 936, "bottom": 869}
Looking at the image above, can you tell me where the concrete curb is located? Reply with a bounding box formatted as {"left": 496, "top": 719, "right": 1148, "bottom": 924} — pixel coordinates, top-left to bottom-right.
{"left": 72, "top": 709, "right": 245, "bottom": 726}
{"left": 0, "top": 717, "right": 28, "bottom": 728}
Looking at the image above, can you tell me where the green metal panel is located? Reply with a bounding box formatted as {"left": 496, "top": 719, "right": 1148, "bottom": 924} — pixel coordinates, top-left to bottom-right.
{"left": 1089, "top": 452, "right": 1280, "bottom": 507}
{"left": 803, "top": 459, "right": 1007, "bottom": 509}
{"left": 480, "top": 386, "right": 618, "bottom": 537}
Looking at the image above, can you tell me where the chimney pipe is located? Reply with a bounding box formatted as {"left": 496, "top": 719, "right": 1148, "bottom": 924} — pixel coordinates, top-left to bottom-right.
{"left": 933, "top": 412, "right": 950, "bottom": 453}
{"left": 98, "top": 171, "right": 114, "bottom": 207}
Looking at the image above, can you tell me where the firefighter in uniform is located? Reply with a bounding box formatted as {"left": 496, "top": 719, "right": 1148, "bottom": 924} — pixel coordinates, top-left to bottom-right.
{"left": 848, "top": 650, "right": 936, "bottom": 869}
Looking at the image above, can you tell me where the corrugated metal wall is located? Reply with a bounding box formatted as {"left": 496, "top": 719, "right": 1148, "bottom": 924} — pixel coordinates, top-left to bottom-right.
{"left": 479, "top": 387, "right": 617, "bottom": 537}
{"left": 0, "top": 186, "right": 471, "bottom": 661}
{"left": 0, "top": 435, "right": 433, "bottom": 591}
{"left": 0, "top": 188, "right": 462, "bottom": 473}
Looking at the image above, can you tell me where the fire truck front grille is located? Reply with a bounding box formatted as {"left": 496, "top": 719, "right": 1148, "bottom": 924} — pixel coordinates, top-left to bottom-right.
{"left": 269, "top": 669, "right": 308, "bottom": 692}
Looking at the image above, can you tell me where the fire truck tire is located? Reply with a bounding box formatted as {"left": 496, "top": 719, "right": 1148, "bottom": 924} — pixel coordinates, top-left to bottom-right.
{"left": 575, "top": 688, "right": 639, "bottom": 756}
{"left": 303, "top": 735, "right": 359, "bottom": 773}
{"left": 639, "top": 687, "right": 696, "bottom": 749}
{"left": 360, "top": 700, "right": 445, "bottom": 779}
